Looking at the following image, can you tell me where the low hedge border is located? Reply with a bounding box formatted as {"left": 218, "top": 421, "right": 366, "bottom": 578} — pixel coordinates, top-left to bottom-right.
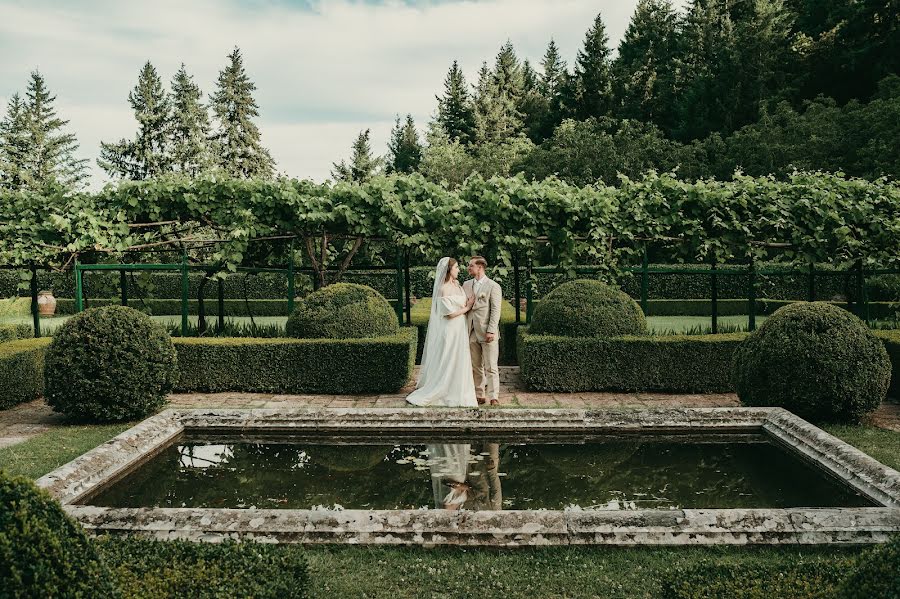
{"left": 173, "top": 328, "right": 416, "bottom": 394}
{"left": 518, "top": 328, "right": 747, "bottom": 393}
{"left": 97, "top": 536, "right": 309, "bottom": 599}
{"left": 0, "top": 322, "right": 33, "bottom": 342}
{"left": 410, "top": 298, "right": 521, "bottom": 365}
{"left": 660, "top": 558, "right": 854, "bottom": 599}
{"left": 644, "top": 298, "right": 898, "bottom": 318}
{"left": 0, "top": 338, "right": 50, "bottom": 409}
{"left": 875, "top": 330, "right": 900, "bottom": 399}
{"left": 55, "top": 297, "right": 403, "bottom": 318}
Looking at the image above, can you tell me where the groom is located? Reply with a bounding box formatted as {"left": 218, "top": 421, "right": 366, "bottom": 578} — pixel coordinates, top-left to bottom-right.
{"left": 463, "top": 256, "right": 502, "bottom": 406}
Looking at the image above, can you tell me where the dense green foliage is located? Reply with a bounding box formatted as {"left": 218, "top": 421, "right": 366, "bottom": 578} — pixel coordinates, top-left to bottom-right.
{"left": 876, "top": 330, "right": 900, "bottom": 398}
{"left": 286, "top": 283, "right": 399, "bottom": 339}
{"left": 660, "top": 558, "right": 853, "bottom": 599}
{"left": 0, "top": 337, "right": 48, "bottom": 410}
{"left": 98, "top": 537, "right": 309, "bottom": 599}
{"left": 173, "top": 328, "right": 415, "bottom": 394}
{"left": 519, "top": 329, "right": 744, "bottom": 393}
{"left": 0, "top": 471, "right": 117, "bottom": 598}
{"left": 45, "top": 306, "right": 178, "bottom": 422}
{"left": 837, "top": 536, "right": 900, "bottom": 599}
{"left": 733, "top": 303, "right": 891, "bottom": 423}
{"left": 0, "top": 322, "right": 32, "bottom": 342}
{"left": 530, "top": 280, "right": 647, "bottom": 338}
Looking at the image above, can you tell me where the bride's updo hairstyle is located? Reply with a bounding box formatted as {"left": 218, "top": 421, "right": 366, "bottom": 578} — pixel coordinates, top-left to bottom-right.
{"left": 444, "top": 258, "right": 458, "bottom": 282}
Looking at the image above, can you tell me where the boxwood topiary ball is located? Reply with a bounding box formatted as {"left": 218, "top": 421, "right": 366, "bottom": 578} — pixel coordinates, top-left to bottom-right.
{"left": 286, "top": 283, "right": 399, "bottom": 339}
{"left": 0, "top": 470, "right": 118, "bottom": 597}
{"left": 529, "top": 279, "right": 648, "bottom": 338}
{"left": 732, "top": 302, "right": 891, "bottom": 423}
{"left": 45, "top": 305, "right": 178, "bottom": 422}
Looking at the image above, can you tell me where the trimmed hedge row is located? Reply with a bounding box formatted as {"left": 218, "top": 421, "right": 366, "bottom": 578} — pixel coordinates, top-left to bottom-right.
{"left": 876, "top": 330, "right": 900, "bottom": 398}
{"left": 518, "top": 328, "right": 746, "bottom": 393}
{"left": 172, "top": 328, "right": 416, "bottom": 394}
{"left": 410, "top": 298, "right": 521, "bottom": 365}
{"left": 56, "top": 298, "right": 295, "bottom": 317}
{"left": 643, "top": 298, "right": 898, "bottom": 318}
{"left": 660, "top": 559, "right": 853, "bottom": 599}
{"left": 0, "top": 338, "right": 49, "bottom": 409}
{"left": 97, "top": 537, "right": 309, "bottom": 599}
{"left": 0, "top": 322, "right": 33, "bottom": 342}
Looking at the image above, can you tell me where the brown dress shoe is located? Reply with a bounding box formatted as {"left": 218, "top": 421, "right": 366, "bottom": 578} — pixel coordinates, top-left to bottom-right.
{"left": 477, "top": 397, "right": 486, "bottom": 405}
{"left": 489, "top": 399, "right": 499, "bottom": 406}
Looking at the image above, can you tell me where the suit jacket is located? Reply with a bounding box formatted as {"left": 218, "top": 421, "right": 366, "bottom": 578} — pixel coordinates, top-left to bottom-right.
{"left": 463, "top": 276, "right": 502, "bottom": 342}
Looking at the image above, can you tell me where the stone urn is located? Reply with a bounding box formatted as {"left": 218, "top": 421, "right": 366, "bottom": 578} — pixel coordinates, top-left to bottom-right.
{"left": 37, "top": 290, "right": 57, "bottom": 317}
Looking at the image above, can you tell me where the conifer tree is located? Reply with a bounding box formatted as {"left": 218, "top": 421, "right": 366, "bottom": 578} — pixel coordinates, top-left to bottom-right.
{"left": 520, "top": 59, "right": 551, "bottom": 143}
{"left": 210, "top": 47, "right": 275, "bottom": 179}
{"left": 99, "top": 61, "right": 172, "bottom": 180}
{"left": 436, "top": 61, "right": 475, "bottom": 145}
{"left": 0, "top": 94, "right": 31, "bottom": 190}
{"left": 332, "top": 129, "right": 381, "bottom": 182}
{"left": 419, "top": 122, "right": 474, "bottom": 188}
{"left": 386, "top": 114, "right": 422, "bottom": 174}
{"left": 473, "top": 43, "right": 526, "bottom": 145}
{"left": 613, "top": 0, "right": 679, "bottom": 131}
{"left": 572, "top": 12, "right": 615, "bottom": 119}
{"left": 535, "top": 39, "right": 570, "bottom": 139}
{"left": 20, "top": 71, "right": 87, "bottom": 190}
{"left": 170, "top": 64, "right": 212, "bottom": 176}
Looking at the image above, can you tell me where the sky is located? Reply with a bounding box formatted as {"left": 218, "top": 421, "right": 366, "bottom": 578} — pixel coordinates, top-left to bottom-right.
{"left": 0, "top": 0, "right": 687, "bottom": 187}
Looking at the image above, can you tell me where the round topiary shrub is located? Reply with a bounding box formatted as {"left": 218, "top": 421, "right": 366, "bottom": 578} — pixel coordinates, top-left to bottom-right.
{"left": 286, "top": 283, "right": 399, "bottom": 339}
{"left": 0, "top": 470, "right": 117, "bottom": 597}
{"left": 529, "top": 279, "right": 648, "bottom": 338}
{"left": 732, "top": 302, "right": 891, "bottom": 423}
{"left": 45, "top": 305, "right": 178, "bottom": 422}
{"left": 837, "top": 535, "right": 900, "bottom": 599}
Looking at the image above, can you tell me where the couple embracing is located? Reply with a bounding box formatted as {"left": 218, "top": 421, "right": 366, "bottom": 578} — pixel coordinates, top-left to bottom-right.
{"left": 407, "top": 256, "right": 502, "bottom": 408}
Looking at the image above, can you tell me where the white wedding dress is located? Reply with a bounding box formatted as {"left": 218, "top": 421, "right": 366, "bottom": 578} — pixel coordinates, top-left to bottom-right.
{"left": 406, "top": 258, "right": 478, "bottom": 408}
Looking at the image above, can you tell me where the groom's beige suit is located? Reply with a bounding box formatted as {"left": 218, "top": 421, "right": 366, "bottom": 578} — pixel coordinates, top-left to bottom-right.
{"left": 463, "top": 276, "right": 502, "bottom": 401}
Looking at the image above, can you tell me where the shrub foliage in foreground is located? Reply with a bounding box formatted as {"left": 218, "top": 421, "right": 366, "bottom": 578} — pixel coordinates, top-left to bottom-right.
{"left": 519, "top": 330, "right": 744, "bottom": 392}
{"left": 0, "top": 471, "right": 117, "bottom": 599}
{"left": 173, "top": 329, "right": 416, "bottom": 394}
{"left": 286, "top": 283, "right": 399, "bottom": 339}
{"left": 0, "top": 338, "right": 48, "bottom": 410}
{"left": 837, "top": 535, "right": 900, "bottom": 599}
{"left": 97, "top": 536, "right": 309, "bottom": 599}
{"left": 45, "top": 305, "right": 178, "bottom": 422}
{"left": 732, "top": 302, "right": 891, "bottom": 423}
{"left": 529, "top": 279, "right": 647, "bottom": 338}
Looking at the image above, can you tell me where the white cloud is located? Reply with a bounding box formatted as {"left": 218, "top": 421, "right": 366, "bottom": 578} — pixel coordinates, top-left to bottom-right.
{"left": 0, "top": 0, "right": 684, "bottom": 186}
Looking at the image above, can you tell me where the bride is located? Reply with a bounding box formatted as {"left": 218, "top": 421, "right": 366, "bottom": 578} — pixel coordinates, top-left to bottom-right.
{"left": 406, "top": 257, "right": 478, "bottom": 407}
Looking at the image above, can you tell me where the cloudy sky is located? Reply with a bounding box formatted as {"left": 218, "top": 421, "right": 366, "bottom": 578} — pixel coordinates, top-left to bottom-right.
{"left": 0, "top": 0, "right": 686, "bottom": 187}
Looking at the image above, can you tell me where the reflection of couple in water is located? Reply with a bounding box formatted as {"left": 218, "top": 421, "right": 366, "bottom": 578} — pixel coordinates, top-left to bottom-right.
{"left": 427, "top": 442, "right": 502, "bottom": 510}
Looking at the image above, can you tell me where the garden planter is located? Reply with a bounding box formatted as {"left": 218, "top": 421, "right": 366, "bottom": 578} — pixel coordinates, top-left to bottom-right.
{"left": 37, "top": 290, "right": 57, "bottom": 316}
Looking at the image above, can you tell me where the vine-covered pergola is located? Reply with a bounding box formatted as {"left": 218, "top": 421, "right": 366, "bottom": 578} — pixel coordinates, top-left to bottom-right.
{"left": 2, "top": 171, "right": 898, "bottom": 336}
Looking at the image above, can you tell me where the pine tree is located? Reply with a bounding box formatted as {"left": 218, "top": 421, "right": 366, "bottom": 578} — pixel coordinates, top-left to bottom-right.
{"left": 535, "top": 39, "right": 569, "bottom": 139}
{"left": 99, "top": 61, "right": 172, "bottom": 180}
{"left": 170, "top": 64, "right": 212, "bottom": 176}
{"left": 332, "top": 129, "right": 382, "bottom": 182}
{"left": 210, "top": 47, "right": 275, "bottom": 179}
{"left": 472, "top": 43, "right": 525, "bottom": 145}
{"left": 21, "top": 71, "right": 87, "bottom": 190}
{"left": 386, "top": 114, "right": 422, "bottom": 174}
{"left": 613, "top": 0, "right": 680, "bottom": 131}
{"left": 436, "top": 61, "right": 475, "bottom": 144}
{"left": 572, "top": 12, "right": 615, "bottom": 119}
{"left": 0, "top": 94, "right": 31, "bottom": 190}
{"left": 520, "top": 59, "right": 551, "bottom": 143}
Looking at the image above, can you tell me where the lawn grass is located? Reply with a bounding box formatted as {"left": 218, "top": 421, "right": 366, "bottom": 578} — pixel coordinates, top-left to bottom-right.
{"left": 0, "top": 421, "right": 132, "bottom": 479}
{"left": 822, "top": 423, "right": 900, "bottom": 471}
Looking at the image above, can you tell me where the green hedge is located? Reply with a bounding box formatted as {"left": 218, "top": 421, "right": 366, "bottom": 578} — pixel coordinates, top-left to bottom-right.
{"left": 875, "top": 330, "right": 900, "bottom": 399}
{"left": 97, "top": 537, "right": 309, "bottom": 599}
{"left": 56, "top": 298, "right": 293, "bottom": 317}
{"left": 0, "top": 338, "right": 49, "bottom": 409}
{"left": 410, "top": 298, "right": 521, "bottom": 365}
{"left": 0, "top": 322, "right": 33, "bottom": 342}
{"left": 660, "top": 559, "right": 853, "bottom": 599}
{"left": 518, "top": 329, "right": 746, "bottom": 393}
{"left": 173, "top": 328, "right": 416, "bottom": 394}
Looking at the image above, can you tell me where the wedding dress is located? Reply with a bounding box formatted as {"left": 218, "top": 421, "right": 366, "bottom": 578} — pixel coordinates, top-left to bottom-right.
{"left": 406, "top": 257, "right": 478, "bottom": 408}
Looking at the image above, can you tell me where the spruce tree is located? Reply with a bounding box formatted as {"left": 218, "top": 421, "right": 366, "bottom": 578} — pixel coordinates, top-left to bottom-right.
{"left": 0, "top": 94, "right": 31, "bottom": 190}
{"left": 386, "top": 114, "right": 422, "bottom": 174}
{"left": 21, "top": 71, "right": 87, "bottom": 190}
{"left": 170, "top": 64, "right": 212, "bottom": 176}
{"left": 436, "top": 61, "right": 475, "bottom": 144}
{"left": 210, "top": 47, "right": 275, "bottom": 179}
{"left": 99, "top": 61, "right": 172, "bottom": 179}
{"left": 520, "top": 59, "right": 551, "bottom": 143}
{"left": 613, "top": 0, "right": 679, "bottom": 131}
{"left": 572, "top": 12, "right": 615, "bottom": 119}
{"left": 473, "top": 43, "right": 525, "bottom": 145}
{"left": 536, "top": 39, "right": 569, "bottom": 139}
{"left": 332, "top": 129, "right": 381, "bottom": 182}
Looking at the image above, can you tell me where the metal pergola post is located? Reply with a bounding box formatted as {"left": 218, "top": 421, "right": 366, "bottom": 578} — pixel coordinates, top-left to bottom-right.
{"left": 287, "top": 238, "right": 295, "bottom": 315}
{"left": 640, "top": 249, "right": 649, "bottom": 315}
{"left": 513, "top": 251, "right": 521, "bottom": 323}
{"left": 748, "top": 257, "right": 757, "bottom": 332}
{"left": 394, "top": 250, "right": 405, "bottom": 325}
{"left": 30, "top": 266, "right": 40, "bottom": 338}
{"left": 404, "top": 250, "right": 412, "bottom": 325}
{"left": 74, "top": 260, "right": 83, "bottom": 312}
{"left": 711, "top": 261, "right": 718, "bottom": 334}
{"left": 180, "top": 252, "right": 189, "bottom": 336}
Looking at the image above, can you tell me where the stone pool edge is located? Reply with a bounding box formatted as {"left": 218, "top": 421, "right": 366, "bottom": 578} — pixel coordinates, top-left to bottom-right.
{"left": 36, "top": 407, "right": 900, "bottom": 546}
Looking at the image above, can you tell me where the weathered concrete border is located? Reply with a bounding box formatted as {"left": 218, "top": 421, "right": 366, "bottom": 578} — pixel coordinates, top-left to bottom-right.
{"left": 37, "top": 407, "right": 900, "bottom": 546}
